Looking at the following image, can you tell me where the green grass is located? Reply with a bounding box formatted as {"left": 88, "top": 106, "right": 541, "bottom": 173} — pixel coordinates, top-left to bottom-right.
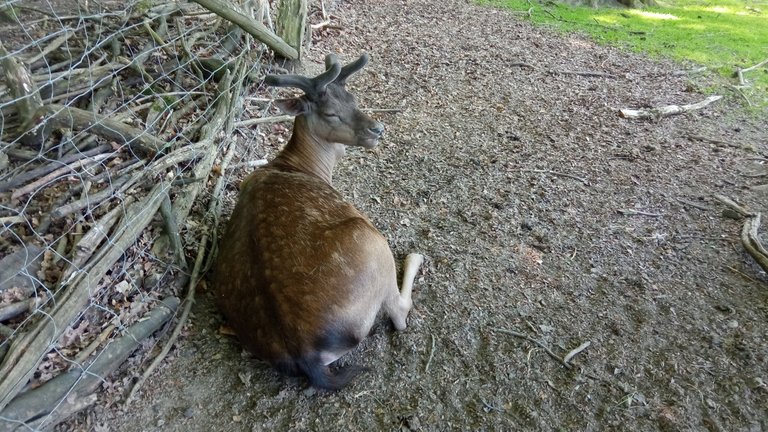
{"left": 482, "top": 0, "right": 768, "bottom": 107}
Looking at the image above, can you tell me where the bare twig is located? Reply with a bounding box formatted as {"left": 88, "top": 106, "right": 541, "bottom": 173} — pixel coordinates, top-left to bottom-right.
{"left": 619, "top": 96, "right": 723, "bottom": 120}
{"left": 676, "top": 198, "right": 713, "bottom": 212}
{"left": 10, "top": 153, "right": 111, "bottom": 199}
{"left": 553, "top": 70, "right": 618, "bottom": 79}
{"left": 617, "top": 209, "right": 663, "bottom": 217}
{"left": 713, "top": 194, "right": 755, "bottom": 218}
{"left": 491, "top": 328, "right": 572, "bottom": 369}
{"left": 234, "top": 114, "right": 293, "bottom": 127}
{"left": 128, "top": 60, "right": 246, "bottom": 402}
{"left": 425, "top": 334, "right": 436, "bottom": 373}
{"left": 563, "top": 341, "right": 591, "bottom": 364}
{"left": 736, "top": 58, "right": 768, "bottom": 86}
{"left": 360, "top": 108, "right": 404, "bottom": 113}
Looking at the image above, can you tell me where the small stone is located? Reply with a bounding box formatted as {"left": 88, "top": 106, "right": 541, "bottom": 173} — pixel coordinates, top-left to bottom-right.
{"left": 183, "top": 407, "right": 195, "bottom": 418}
{"left": 233, "top": 415, "right": 242, "bottom": 422}
{"left": 726, "top": 320, "right": 739, "bottom": 329}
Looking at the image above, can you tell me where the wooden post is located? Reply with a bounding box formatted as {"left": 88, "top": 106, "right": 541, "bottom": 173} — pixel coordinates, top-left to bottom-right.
{"left": 276, "top": 0, "right": 307, "bottom": 60}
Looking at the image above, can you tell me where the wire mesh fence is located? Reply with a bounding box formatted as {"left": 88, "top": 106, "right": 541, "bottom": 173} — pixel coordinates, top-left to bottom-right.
{"left": 0, "top": 0, "right": 309, "bottom": 427}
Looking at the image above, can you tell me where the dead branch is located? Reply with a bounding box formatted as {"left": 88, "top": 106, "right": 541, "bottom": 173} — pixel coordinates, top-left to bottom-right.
{"left": 234, "top": 114, "right": 293, "bottom": 127}
{"left": 676, "top": 198, "right": 713, "bottom": 212}
{"left": 425, "top": 334, "right": 436, "bottom": 373}
{"left": 159, "top": 194, "right": 188, "bottom": 270}
{"left": 491, "top": 327, "right": 572, "bottom": 369}
{"left": 617, "top": 209, "right": 663, "bottom": 217}
{"left": 563, "top": 340, "right": 591, "bottom": 364}
{"left": 360, "top": 108, "right": 404, "bottom": 113}
{"left": 131, "top": 65, "right": 247, "bottom": 401}
{"left": 713, "top": 194, "right": 755, "bottom": 218}
{"left": 152, "top": 64, "right": 239, "bottom": 258}
{"left": 60, "top": 197, "right": 135, "bottom": 284}
{"left": 684, "top": 134, "right": 734, "bottom": 147}
{"left": 741, "top": 213, "right": 768, "bottom": 275}
{"left": 0, "top": 40, "right": 44, "bottom": 148}
{"left": 553, "top": 70, "right": 618, "bottom": 79}
{"left": 0, "top": 299, "right": 41, "bottom": 322}
{"left": 0, "top": 297, "right": 180, "bottom": 430}
{"left": 0, "top": 182, "right": 170, "bottom": 412}
{"left": 10, "top": 153, "right": 112, "bottom": 200}
{"left": 619, "top": 95, "right": 722, "bottom": 120}
{"left": 189, "top": 0, "right": 298, "bottom": 59}
{"left": 0, "top": 144, "right": 112, "bottom": 193}
{"left": 33, "top": 104, "right": 166, "bottom": 156}
{"left": 736, "top": 58, "right": 768, "bottom": 86}
{"left": 0, "top": 246, "right": 44, "bottom": 297}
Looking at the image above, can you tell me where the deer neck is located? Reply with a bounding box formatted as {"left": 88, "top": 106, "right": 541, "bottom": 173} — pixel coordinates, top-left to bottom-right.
{"left": 273, "top": 116, "right": 345, "bottom": 185}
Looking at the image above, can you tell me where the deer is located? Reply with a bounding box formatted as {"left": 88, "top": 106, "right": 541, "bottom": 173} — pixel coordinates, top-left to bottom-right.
{"left": 214, "top": 53, "right": 424, "bottom": 390}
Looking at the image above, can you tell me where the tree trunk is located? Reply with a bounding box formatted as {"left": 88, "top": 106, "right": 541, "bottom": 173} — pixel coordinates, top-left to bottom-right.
{"left": 276, "top": 0, "right": 307, "bottom": 60}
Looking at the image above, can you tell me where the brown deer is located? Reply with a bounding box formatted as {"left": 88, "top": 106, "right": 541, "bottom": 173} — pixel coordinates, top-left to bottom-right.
{"left": 214, "top": 53, "right": 424, "bottom": 390}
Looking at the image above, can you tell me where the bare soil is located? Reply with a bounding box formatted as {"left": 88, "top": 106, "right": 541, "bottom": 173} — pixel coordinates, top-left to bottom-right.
{"left": 68, "top": 0, "right": 767, "bottom": 430}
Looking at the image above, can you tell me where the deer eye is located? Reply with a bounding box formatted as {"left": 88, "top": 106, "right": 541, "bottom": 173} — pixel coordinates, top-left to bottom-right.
{"left": 321, "top": 111, "right": 339, "bottom": 119}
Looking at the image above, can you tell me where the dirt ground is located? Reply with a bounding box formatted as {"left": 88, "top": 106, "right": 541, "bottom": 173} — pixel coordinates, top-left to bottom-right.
{"left": 61, "top": 0, "right": 767, "bottom": 430}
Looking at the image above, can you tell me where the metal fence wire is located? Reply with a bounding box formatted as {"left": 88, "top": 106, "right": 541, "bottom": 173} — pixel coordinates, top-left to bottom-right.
{"left": 0, "top": 0, "right": 307, "bottom": 428}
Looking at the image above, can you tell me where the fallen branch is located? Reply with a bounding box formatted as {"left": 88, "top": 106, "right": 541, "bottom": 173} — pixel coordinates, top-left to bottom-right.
{"left": 676, "top": 198, "right": 713, "bottom": 212}
{"left": 736, "top": 58, "right": 768, "bottom": 86}
{"left": 0, "top": 299, "right": 41, "bottom": 322}
{"left": 553, "top": 70, "right": 618, "bottom": 79}
{"left": 619, "top": 95, "right": 722, "bottom": 120}
{"left": 10, "top": 153, "right": 112, "bottom": 200}
{"left": 0, "top": 144, "right": 112, "bottom": 193}
{"left": 491, "top": 327, "right": 572, "bottom": 369}
{"left": 0, "top": 297, "right": 180, "bottom": 430}
{"left": 425, "top": 334, "right": 436, "bottom": 373}
{"left": 189, "top": 0, "right": 298, "bottom": 59}
{"left": 741, "top": 213, "right": 768, "bottom": 275}
{"left": 563, "top": 340, "right": 591, "bottom": 364}
{"left": 713, "top": 194, "right": 755, "bottom": 218}
{"left": 129, "top": 63, "right": 246, "bottom": 402}
{"left": 0, "top": 40, "right": 44, "bottom": 148}
{"left": 617, "top": 209, "right": 663, "bottom": 217}
{"left": 0, "top": 182, "right": 170, "bottom": 412}
{"left": 32, "top": 104, "right": 167, "bottom": 156}
{"left": 234, "top": 114, "right": 293, "bottom": 127}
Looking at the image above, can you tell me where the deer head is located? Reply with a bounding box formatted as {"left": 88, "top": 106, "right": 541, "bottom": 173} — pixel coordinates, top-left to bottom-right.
{"left": 265, "top": 54, "right": 384, "bottom": 149}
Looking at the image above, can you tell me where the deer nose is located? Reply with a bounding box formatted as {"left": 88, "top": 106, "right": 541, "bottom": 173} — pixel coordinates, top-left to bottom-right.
{"left": 368, "top": 123, "right": 385, "bottom": 137}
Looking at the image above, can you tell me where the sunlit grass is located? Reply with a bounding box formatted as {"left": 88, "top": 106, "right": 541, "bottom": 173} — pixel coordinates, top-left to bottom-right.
{"left": 479, "top": 0, "right": 768, "bottom": 108}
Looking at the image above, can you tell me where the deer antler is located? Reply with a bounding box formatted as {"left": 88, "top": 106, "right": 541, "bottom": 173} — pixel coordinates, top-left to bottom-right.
{"left": 264, "top": 59, "right": 341, "bottom": 100}
{"left": 335, "top": 53, "right": 369, "bottom": 86}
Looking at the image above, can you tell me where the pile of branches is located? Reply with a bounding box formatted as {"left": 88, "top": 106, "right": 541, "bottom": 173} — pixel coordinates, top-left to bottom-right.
{"left": 0, "top": 0, "right": 284, "bottom": 428}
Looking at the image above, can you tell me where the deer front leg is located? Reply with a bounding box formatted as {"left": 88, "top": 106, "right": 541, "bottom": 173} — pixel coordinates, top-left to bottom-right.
{"left": 388, "top": 253, "right": 424, "bottom": 331}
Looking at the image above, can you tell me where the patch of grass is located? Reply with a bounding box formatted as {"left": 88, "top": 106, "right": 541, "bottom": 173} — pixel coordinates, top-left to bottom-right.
{"left": 482, "top": 0, "right": 768, "bottom": 107}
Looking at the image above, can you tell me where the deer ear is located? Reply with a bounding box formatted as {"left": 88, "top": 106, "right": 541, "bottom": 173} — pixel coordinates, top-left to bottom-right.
{"left": 275, "top": 98, "right": 308, "bottom": 116}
